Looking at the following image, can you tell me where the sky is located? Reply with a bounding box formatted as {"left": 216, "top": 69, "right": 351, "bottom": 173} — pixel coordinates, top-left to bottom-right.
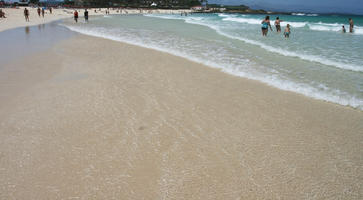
{"left": 208, "top": 0, "right": 363, "bottom": 15}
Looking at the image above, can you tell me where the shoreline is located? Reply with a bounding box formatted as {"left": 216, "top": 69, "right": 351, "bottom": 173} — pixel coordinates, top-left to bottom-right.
{"left": 2, "top": 19, "right": 362, "bottom": 113}
{"left": 1, "top": 16, "right": 362, "bottom": 112}
{"left": 63, "top": 17, "right": 363, "bottom": 111}
{"left": 1, "top": 31, "right": 362, "bottom": 199}
{"left": 74, "top": 31, "right": 363, "bottom": 112}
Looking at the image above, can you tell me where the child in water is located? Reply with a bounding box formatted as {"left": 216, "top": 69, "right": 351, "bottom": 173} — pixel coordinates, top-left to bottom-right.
{"left": 342, "top": 25, "right": 346, "bottom": 33}
{"left": 284, "top": 24, "right": 291, "bottom": 38}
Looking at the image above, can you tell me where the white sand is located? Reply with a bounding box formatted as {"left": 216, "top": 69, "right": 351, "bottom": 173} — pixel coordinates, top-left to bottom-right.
{"left": 0, "top": 34, "right": 362, "bottom": 199}
{"left": 0, "top": 7, "right": 191, "bottom": 32}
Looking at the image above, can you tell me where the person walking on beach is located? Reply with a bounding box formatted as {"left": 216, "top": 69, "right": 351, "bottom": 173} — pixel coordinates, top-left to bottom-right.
{"left": 74, "top": 10, "right": 78, "bottom": 23}
{"left": 349, "top": 18, "right": 354, "bottom": 33}
{"left": 24, "top": 8, "right": 29, "bottom": 22}
{"left": 37, "top": 7, "right": 41, "bottom": 17}
{"left": 0, "top": 9, "right": 6, "bottom": 18}
{"left": 41, "top": 7, "right": 45, "bottom": 18}
{"left": 342, "top": 25, "right": 346, "bottom": 33}
{"left": 84, "top": 9, "right": 88, "bottom": 22}
{"left": 284, "top": 24, "right": 291, "bottom": 38}
{"left": 274, "top": 17, "right": 283, "bottom": 32}
{"left": 261, "top": 16, "right": 273, "bottom": 36}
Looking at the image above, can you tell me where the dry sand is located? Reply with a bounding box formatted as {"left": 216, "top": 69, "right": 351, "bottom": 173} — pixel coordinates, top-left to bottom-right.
{"left": 0, "top": 34, "right": 362, "bottom": 199}
{"left": 0, "top": 7, "right": 191, "bottom": 32}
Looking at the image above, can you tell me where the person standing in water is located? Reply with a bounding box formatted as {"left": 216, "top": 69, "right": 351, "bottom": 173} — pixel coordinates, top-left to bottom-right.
{"left": 342, "top": 25, "right": 346, "bottom": 33}
{"left": 24, "top": 8, "right": 29, "bottom": 22}
{"left": 74, "top": 10, "right": 78, "bottom": 23}
{"left": 84, "top": 9, "right": 89, "bottom": 22}
{"left": 41, "top": 7, "right": 45, "bottom": 18}
{"left": 261, "top": 16, "right": 273, "bottom": 36}
{"left": 274, "top": 17, "right": 283, "bottom": 33}
{"left": 0, "top": 9, "right": 6, "bottom": 18}
{"left": 37, "top": 7, "right": 41, "bottom": 17}
{"left": 284, "top": 24, "right": 291, "bottom": 38}
{"left": 349, "top": 18, "right": 354, "bottom": 33}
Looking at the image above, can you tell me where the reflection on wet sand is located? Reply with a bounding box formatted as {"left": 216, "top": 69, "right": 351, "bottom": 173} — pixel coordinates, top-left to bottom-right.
{"left": 0, "top": 21, "right": 76, "bottom": 65}
{"left": 25, "top": 26, "right": 29, "bottom": 34}
{"left": 37, "top": 23, "right": 45, "bottom": 31}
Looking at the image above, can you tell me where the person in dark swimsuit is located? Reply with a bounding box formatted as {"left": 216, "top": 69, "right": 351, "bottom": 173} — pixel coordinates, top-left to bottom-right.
{"left": 275, "top": 17, "right": 283, "bottom": 33}
{"left": 84, "top": 9, "right": 89, "bottom": 22}
{"left": 261, "top": 16, "right": 273, "bottom": 36}
{"left": 0, "top": 9, "right": 6, "bottom": 18}
{"left": 24, "top": 8, "right": 29, "bottom": 22}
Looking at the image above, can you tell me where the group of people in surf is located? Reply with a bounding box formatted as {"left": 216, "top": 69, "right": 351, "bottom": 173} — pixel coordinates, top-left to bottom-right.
{"left": 261, "top": 16, "right": 291, "bottom": 38}
{"left": 341, "top": 18, "right": 354, "bottom": 33}
{"left": 261, "top": 16, "right": 355, "bottom": 38}
{"left": 73, "top": 9, "right": 89, "bottom": 23}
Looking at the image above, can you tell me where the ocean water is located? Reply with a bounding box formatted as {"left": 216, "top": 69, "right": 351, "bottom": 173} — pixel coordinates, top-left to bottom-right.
{"left": 63, "top": 13, "right": 363, "bottom": 110}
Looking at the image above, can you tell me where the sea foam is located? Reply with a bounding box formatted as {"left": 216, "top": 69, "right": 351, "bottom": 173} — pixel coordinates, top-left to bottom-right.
{"left": 219, "top": 14, "right": 363, "bottom": 35}
{"left": 63, "top": 22, "right": 363, "bottom": 110}
{"left": 175, "top": 16, "right": 363, "bottom": 72}
{"left": 222, "top": 16, "right": 307, "bottom": 28}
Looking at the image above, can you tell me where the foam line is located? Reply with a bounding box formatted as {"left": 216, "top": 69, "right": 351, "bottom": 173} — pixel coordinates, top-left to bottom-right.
{"left": 63, "top": 24, "right": 363, "bottom": 110}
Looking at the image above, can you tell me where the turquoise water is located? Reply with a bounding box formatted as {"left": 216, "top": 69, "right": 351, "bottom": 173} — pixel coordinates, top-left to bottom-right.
{"left": 63, "top": 13, "right": 363, "bottom": 110}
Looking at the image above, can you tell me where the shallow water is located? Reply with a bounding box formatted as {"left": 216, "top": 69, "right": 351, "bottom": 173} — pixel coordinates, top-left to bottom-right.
{"left": 63, "top": 14, "right": 363, "bottom": 110}
{"left": 0, "top": 21, "right": 76, "bottom": 66}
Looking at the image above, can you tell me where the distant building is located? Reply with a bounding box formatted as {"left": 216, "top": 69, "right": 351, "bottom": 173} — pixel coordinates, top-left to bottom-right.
{"left": 191, "top": 5, "right": 203, "bottom": 11}
{"left": 11, "top": 0, "right": 29, "bottom": 6}
{"left": 209, "top": 7, "right": 226, "bottom": 11}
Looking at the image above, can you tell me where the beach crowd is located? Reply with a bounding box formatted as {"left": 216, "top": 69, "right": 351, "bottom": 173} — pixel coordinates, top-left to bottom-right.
{"left": 261, "top": 15, "right": 355, "bottom": 38}
{"left": 22, "top": 7, "right": 53, "bottom": 22}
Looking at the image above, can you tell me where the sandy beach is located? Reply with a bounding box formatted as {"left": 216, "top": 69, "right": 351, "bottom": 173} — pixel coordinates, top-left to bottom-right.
{"left": 0, "top": 23, "right": 362, "bottom": 199}
{"left": 0, "top": 7, "right": 191, "bottom": 32}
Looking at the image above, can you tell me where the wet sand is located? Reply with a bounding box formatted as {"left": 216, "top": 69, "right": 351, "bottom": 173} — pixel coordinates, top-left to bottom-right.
{"left": 0, "top": 22, "right": 76, "bottom": 66}
{"left": 0, "top": 34, "right": 362, "bottom": 199}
